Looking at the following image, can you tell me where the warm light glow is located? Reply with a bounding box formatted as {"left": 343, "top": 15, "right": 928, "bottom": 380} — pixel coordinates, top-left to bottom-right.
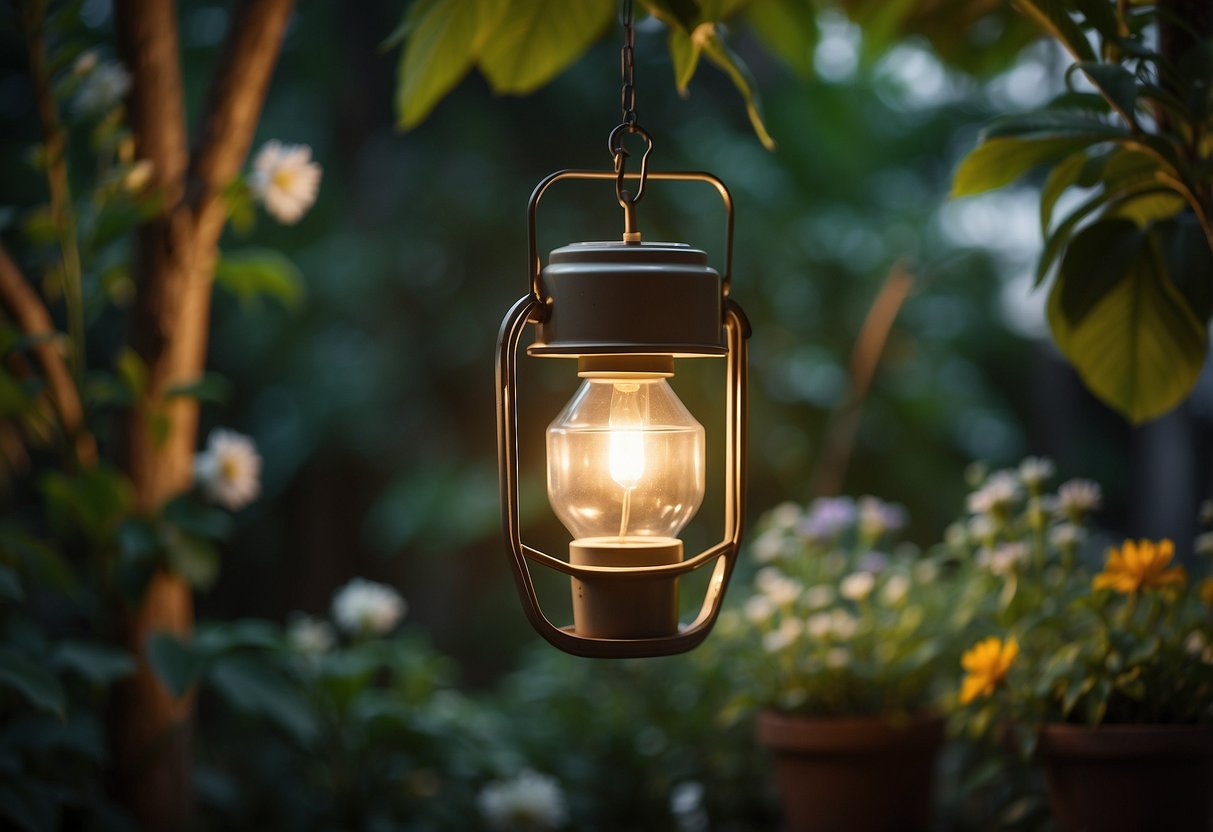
{"left": 607, "top": 383, "right": 645, "bottom": 490}
{"left": 608, "top": 429, "right": 645, "bottom": 489}
{"left": 547, "top": 377, "right": 704, "bottom": 543}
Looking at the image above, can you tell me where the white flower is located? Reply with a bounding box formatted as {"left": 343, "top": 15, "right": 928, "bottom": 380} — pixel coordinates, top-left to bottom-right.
{"left": 756, "top": 567, "right": 801, "bottom": 606}
{"left": 839, "top": 571, "right": 876, "bottom": 602}
{"left": 744, "top": 594, "right": 775, "bottom": 624}
{"left": 967, "top": 514, "right": 995, "bottom": 543}
{"left": 194, "top": 428, "right": 261, "bottom": 510}
{"left": 1049, "top": 523, "right": 1084, "bottom": 550}
{"left": 670, "top": 780, "right": 706, "bottom": 831}
{"left": 331, "top": 577, "right": 406, "bottom": 636}
{"left": 912, "top": 559, "right": 939, "bottom": 584}
{"left": 752, "top": 529, "right": 786, "bottom": 563}
{"left": 880, "top": 574, "right": 910, "bottom": 606}
{"left": 74, "top": 60, "right": 131, "bottom": 116}
{"left": 1057, "top": 479, "right": 1102, "bottom": 519}
{"left": 287, "top": 615, "right": 335, "bottom": 654}
{"left": 857, "top": 496, "right": 906, "bottom": 538}
{"left": 762, "top": 617, "right": 803, "bottom": 653}
{"left": 967, "top": 471, "right": 1021, "bottom": 517}
{"left": 803, "top": 585, "right": 835, "bottom": 610}
{"left": 478, "top": 769, "right": 568, "bottom": 832}
{"left": 825, "top": 647, "right": 850, "bottom": 668}
{"left": 977, "top": 542, "right": 1029, "bottom": 576}
{"left": 807, "top": 612, "right": 834, "bottom": 639}
{"left": 944, "top": 522, "right": 968, "bottom": 550}
{"left": 249, "top": 140, "right": 322, "bottom": 224}
{"left": 829, "top": 609, "right": 858, "bottom": 640}
{"left": 1018, "top": 456, "right": 1055, "bottom": 490}
{"left": 767, "top": 501, "right": 804, "bottom": 531}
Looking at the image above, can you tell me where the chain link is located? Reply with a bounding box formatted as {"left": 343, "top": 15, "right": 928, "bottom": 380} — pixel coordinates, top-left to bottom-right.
{"left": 619, "top": 0, "right": 636, "bottom": 126}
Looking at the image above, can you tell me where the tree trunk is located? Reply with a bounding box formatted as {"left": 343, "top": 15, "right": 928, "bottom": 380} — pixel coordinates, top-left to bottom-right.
{"left": 110, "top": 1, "right": 295, "bottom": 827}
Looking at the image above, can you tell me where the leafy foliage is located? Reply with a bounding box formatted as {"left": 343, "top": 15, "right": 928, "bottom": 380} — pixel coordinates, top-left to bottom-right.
{"left": 953, "top": 0, "right": 1213, "bottom": 423}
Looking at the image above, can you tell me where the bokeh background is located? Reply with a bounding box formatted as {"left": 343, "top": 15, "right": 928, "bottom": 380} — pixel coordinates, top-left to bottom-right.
{"left": 5, "top": 0, "right": 1210, "bottom": 679}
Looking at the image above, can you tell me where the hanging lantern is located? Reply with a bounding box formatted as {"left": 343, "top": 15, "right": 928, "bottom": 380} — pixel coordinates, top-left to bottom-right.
{"left": 494, "top": 3, "right": 750, "bottom": 659}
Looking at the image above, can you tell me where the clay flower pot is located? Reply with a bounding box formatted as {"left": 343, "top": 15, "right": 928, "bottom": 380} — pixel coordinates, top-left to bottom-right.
{"left": 757, "top": 711, "right": 946, "bottom": 832}
{"left": 1038, "top": 723, "right": 1213, "bottom": 832}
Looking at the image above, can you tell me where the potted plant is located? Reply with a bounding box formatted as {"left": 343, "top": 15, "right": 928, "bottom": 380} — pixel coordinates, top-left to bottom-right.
{"left": 952, "top": 463, "right": 1213, "bottom": 832}
{"left": 716, "top": 495, "right": 969, "bottom": 832}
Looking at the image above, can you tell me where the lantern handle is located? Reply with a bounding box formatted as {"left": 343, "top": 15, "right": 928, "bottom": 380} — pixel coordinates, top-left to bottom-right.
{"left": 527, "top": 169, "right": 736, "bottom": 312}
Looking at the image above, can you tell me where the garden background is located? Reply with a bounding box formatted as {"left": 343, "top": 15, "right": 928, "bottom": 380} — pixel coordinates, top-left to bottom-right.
{"left": 2, "top": 0, "right": 1212, "bottom": 829}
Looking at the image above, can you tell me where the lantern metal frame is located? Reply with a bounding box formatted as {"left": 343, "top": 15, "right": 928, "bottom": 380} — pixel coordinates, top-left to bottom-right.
{"left": 495, "top": 168, "right": 750, "bottom": 659}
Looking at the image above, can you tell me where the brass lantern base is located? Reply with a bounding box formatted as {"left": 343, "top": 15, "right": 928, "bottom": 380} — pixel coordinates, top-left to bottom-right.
{"left": 569, "top": 538, "right": 683, "bottom": 639}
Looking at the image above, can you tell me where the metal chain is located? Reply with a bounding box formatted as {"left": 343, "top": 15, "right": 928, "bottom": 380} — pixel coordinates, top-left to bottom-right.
{"left": 610, "top": 0, "right": 653, "bottom": 220}
{"left": 619, "top": 0, "right": 637, "bottom": 127}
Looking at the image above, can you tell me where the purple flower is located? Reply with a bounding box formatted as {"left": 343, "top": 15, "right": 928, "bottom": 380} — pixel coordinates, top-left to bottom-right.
{"left": 799, "top": 497, "right": 856, "bottom": 541}
{"left": 858, "top": 496, "right": 907, "bottom": 537}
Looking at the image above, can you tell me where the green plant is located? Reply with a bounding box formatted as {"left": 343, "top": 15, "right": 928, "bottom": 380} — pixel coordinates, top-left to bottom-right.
{"left": 950, "top": 462, "right": 1213, "bottom": 750}
{"left": 716, "top": 496, "right": 965, "bottom": 719}
{"left": 953, "top": 0, "right": 1213, "bottom": 423}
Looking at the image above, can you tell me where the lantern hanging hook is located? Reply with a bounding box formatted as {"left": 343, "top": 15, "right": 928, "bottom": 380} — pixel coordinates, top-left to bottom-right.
{"left": 609, "top": 0, "right": 652, "bottom": 241}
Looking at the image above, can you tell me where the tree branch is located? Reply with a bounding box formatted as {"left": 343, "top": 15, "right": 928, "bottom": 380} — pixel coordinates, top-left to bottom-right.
{"left": 189, "top": 0, "right": 296, "bottom": 238}
{"left": 0, "top": 242, "right": 96, "bottom": 468}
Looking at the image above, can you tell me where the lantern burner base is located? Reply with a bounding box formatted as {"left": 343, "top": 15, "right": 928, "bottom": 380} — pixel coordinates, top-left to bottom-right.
{"left": 569, "top": 537, "right": 683, "bottom": 639}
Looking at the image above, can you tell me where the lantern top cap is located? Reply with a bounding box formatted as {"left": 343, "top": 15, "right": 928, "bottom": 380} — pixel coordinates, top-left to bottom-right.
{"left": 549, "top": 241, "right": 708, "bottom": 267}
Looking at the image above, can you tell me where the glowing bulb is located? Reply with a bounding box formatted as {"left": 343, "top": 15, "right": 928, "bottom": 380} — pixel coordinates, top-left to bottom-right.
{"left": 546, "top": 377, "right": 704, "bottom": 543}
{"left": 608, "top": 383, "right": 645, "bottom": 490}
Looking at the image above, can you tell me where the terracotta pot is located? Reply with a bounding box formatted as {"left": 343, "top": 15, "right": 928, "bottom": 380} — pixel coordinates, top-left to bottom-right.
{"left": 1038, "top": 723, "right": 1213, "bottom": 832}
{"left": 757, "top": 711, "right": 946, "bottom": 832}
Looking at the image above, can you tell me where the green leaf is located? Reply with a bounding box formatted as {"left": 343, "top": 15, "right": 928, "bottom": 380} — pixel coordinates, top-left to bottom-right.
{"left": 1040, "top": 149, "right": 1090, "bottom": 232}
{"left": 952, "top": 136, "right": 1102, "bottom": 197}
{"left": 1013, "top": 0, "right": 1097, "bottom": 63}
{"left": 207, "top": 656, "right": 319, "bottom": 744}
{"left": 116, "top": 348, "right": 146, "bottom": 398}
{"left": 51, "top": 641, "right": 135, "bottom": 685}
{"left": 193, "top": 619, "right": 281, "bottom": 654}
{"left": 394, "top": 0, "right": 507, "bottom": 130}
{"left": 160, "top": 527, "right": 219, "bottom": 591}
{"left": 478, "top": 1, "right": 613, "bottom": 95}
{"left": 1048, "top": 222, "right": 1207, "bottom": 424}
{"left": 1155, "top": 214, "right": 1213, "bottom": 322}
{"left": 698, "top": 23, "right": 777, "bottom": 150}
{"left": 146, "top": 632, "right": 207, "bottom": 697}
{"left": 214, "top": 249, "right": 304, "bottom": 310}
{"left": 643, "top": 0, "right": 701, "bottom": 31}
{"left": 0, "top": 647, "right": 66, "bottom": 718}
{"left": 39, "top": 466, "right": 134, "bottom": 544}
{"left": 668, "top": 26, "right": 702, "bottom": 95}
{"left": 163, "top": 497, "right": 234, "bottom": 541}
{"left": 981, "top": 110, "right": 1127, "bottom": 141}
{"left": 1057, "top": 219, "right": 1145, "bottom": 326}
{"left": 1070, "top": 62, "right": 1138, "bottom": 119}
{"left": 1072, "top": 0, "right": 1120, "bottom": 40}
{"left": 165, "top": 373, "right": 232, "bottom": 404}
{"left": 744, "top": 0, "right": 817, "bottom": 78}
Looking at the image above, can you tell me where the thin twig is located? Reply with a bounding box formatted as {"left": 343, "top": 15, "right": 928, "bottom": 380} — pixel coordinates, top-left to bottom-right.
{"left": 0, "top": 242, "right": 96, "bottom": 467}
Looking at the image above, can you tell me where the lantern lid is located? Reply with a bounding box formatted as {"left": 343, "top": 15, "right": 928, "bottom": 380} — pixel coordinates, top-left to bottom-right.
{"left": 528, "top": 241, "right": 726, "bottom": 359}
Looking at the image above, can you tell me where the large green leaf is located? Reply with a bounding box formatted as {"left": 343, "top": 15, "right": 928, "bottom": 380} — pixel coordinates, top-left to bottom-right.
{"left": 697, "top": 23, "right": 777, "bottom": 150}
{"left": 147, "top": 632, "right": 207, "bottom": 697}
{"left": 1040, "top": 149, "right": 1090, "bottom": 232}
{"left": 668, "top": 25, "right": 702, "bottom": 94}
{"left": 395, "top": 0, "right": 507, "bottom": 129}
{"left": 744, "top": 0, "right": 817, "bottom": 78}
{"left": 1155, "top": 214, "right": 1213, "bottom": 322}
{"left": 952, "top": 136, "right": 1102, "bottom": 196}
{"left": 1048, "top": 221, "right": 1207, "bottom": 424}
{"left": 51, "top": 641, "right": 135, "bottom": 686}
{"left": 0, "top": 647, "right": 65, "bottom": 718}
{"left": 643, "top": 0, "right": 702, "bottom": 32}
{"left": 1070, "top": 62, "right": 1139, "bottom": 121}
{"left": 478, "top": 1, "right": 613, "bottom": 95}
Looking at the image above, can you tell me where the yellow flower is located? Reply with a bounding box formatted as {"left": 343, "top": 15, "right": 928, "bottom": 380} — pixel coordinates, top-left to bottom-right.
{"left": 1092, "top": 539, "right": 1186, "bottom": 595}
{"left": 1200, "top": 578, "right": 1213, "bottom": 608}
{"left": 959, "top": 636, "right": 1018, "bottom": 705}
